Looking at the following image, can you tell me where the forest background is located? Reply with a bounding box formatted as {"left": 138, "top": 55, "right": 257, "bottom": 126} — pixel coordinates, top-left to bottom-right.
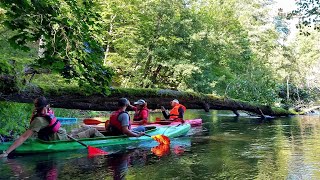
{"left": 0, "top": 0, "right": 320, "bottom": 111}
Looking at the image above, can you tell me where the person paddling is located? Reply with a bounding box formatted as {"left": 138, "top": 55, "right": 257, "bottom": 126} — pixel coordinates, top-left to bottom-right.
{"left": 128, "top": 99, "right": 149, "bottom": 125}
{"left": 161, "top": 99, "right": 186, "bottom": 122}
{"left": 0, "top": 96, "right": 104, "bottom": 158}
{"left": 105, "top": 98, "right": 145, "bottom": 136}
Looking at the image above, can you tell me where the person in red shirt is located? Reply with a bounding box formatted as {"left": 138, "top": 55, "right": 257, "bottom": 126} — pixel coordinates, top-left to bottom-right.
{"left": 129, "top": 99, "right": 149, "bottom": 125}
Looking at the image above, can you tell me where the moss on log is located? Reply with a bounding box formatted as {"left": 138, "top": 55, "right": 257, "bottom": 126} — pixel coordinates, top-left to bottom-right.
{"left": 0, "top": 85, "right": 298, "bottom": 117}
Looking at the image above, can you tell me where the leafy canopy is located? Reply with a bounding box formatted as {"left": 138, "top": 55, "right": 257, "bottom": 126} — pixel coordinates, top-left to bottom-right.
{"left": 1, "top": 0, "right": 113, "bottom": 93}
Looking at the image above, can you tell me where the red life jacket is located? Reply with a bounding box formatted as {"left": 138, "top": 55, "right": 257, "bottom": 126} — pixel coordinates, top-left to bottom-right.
{"left": 133, "top": 107, "right": 149, "bottom": 123}
{"left": 30, "top": 108, "right": 61, "bottom": 140}
{"left": 109, "top": 110, "right": 131, "bottom": 134}
{"left": 169, "top": 104, "right": 186, "bottom": 120}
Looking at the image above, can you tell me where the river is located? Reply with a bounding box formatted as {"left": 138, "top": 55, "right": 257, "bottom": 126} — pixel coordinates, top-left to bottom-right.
{"left": 1, "top": 108, "right": 320, "bottom": 179}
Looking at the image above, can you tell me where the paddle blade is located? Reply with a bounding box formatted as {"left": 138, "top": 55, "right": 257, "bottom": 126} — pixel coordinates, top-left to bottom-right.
{"left": 151, "top": 135, "right": 170, "bottom": 145}
{"left": 151, "top": 144, "right": 170, "bottom": 157}
{"left": 88, "top": 146, "right": 108, "bottom": 157}
{"left": 83, "top": 119, "right": 103, "bottom": 125}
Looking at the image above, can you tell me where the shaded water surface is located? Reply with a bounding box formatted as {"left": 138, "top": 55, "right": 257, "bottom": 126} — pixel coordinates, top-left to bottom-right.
{"left": 1, "top": 109, "right": 320, "bottom": 179}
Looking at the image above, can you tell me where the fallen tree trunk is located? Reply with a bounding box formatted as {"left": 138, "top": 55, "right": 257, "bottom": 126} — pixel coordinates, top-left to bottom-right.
{"left": 301, "top": 106, "right": 320, "bottom": 114}
{"left": 0, "top": 87, "right": 297, "bottom": 117}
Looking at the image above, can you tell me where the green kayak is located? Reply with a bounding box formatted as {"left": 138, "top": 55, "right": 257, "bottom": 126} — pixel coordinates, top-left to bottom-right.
{"left": 0, "top": 124, "right": 190, "bottom": 154}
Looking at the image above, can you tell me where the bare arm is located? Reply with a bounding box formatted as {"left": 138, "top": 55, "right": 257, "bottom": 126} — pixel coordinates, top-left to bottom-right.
{"left": 122, "top": 126, "right": 141, "bottom": 137}
{"left": 0, "top": 129, "right": 34, "bottom": 157}
{"left": 161, "top": 106, "right": 170, "bottom": 119}
{"left": 130, "top": 105, "right": 137, "bottom": 111}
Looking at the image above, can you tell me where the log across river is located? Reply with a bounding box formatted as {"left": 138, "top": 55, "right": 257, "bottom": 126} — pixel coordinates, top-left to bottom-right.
{"left": 0, "top": 87, "right": 311, "bottom": 117}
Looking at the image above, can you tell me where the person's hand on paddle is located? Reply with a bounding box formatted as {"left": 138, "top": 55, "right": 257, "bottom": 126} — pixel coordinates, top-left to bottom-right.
{"left": 136, "top": 131, "right": 145, "bottom": 137}
{"left": 161, "top": 106, "right": 166, "bottom": 111}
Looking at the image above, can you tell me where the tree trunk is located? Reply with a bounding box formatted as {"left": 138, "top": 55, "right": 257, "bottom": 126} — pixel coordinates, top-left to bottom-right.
{"left": 38, "top": 35, "right": 45, "bottom": 58}
{"left": 0, "top": 87, "right": 297, "bottom": 117}
{"left": 104, "top": 15, "right": 116, "bottom": 65}
{"left": 286, "top": 76, "right": 290, "bottom": 103}
{"left": 150, "top": 64, "right": 162, "bottom": 86}
{"left": 296, "top": 86, "right": 300, "bottom": 102}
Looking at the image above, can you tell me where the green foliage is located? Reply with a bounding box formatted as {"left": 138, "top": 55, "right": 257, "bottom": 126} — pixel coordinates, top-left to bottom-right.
{"left": 101, "top": 0, "right": 199, "bottom": 89}
{"left": 53, "top": 108, "right": 108, "bottom": 119}
{"left": 271, "top": 27, "right": 320, "bottom": 106}
{"left": 1, "top": 0, "right": 113, "bottom": 93}
{"left": 0, "top": 0, "right": 319, "bottom": 106}
{"left": 29, "top": 73, "right": 84, "bottom": 95}
{"left": 278, "top": 83, "right": 319, "bottom": 105}
{"left": 226, "top": 71, "right": 278, "bottom": 105}
{"left": 0, "top": 102, "right": 32, "bottom": 136}
{"left": 110, "top": 87, "right": 159, "bottom": 96}
{"left": 291, "top": 0, "right": 320, "bottom": 35}
{"left": 0, "top": 24, "right": 37, "bottom": 93}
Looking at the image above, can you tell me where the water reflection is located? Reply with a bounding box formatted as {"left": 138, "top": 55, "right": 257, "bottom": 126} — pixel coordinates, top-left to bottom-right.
{"left": 173, "top": 145, "right": 185, "bottom": 155}
{"left": 34, "top": 161, "right": 58, "bottom": 180}
{"left": 3, "top": 107, "right": 320, "bottom": 179}
{"left": 2, "top": 156, "right": 59, "bottom": 180}
{"left": 3, "top": 159, "right": 33, "bottom": 179}
{"left": 0, "top": 136, "right": 191, "bottom": 179}
{"left": 107, "top": 153, "right": 130, "bottom": 180}
{"left": 72, "top": 144, "right": 189, "bottom": 180}
{"left": 151, "top": 144, "right": 170, "bottom": 157}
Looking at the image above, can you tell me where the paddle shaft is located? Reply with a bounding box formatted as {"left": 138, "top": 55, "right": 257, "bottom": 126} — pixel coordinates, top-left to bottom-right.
{"left": 67, "top": 135, "right": 108, "bottom": 156}
{"left": 67, "top": 134, "right": 88, "bottom": 147}
{"left": 132, "top": 130, "right": 151, "bottom": 137}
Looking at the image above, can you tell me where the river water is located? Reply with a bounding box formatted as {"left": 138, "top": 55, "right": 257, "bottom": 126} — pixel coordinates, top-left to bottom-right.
{"left": 1, "top": 109, "right": 320, "bottom": 179}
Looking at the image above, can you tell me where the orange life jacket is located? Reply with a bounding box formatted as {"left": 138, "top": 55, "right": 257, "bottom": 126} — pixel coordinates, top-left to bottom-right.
{"left": 169, "top": 104, "right": 186, "bottom": 120}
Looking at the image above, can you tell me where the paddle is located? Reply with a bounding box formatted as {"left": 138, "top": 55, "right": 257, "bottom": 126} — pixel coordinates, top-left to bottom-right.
{"left": 67, "top": 135, "right": 108, "bottom": 157}
{"left": 83, "top": 118, "right": 172, "bottom": 126}
{"left": 83, "top": 118, "right": 107, "bottom": 125}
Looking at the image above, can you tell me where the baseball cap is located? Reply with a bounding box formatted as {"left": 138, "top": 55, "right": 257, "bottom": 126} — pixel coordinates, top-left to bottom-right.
{"left": 118, "top": 98, "right": 129, "bottom": 107}
{"left": 34, "top": 96, "right": 49, "bottom": 108}
{"left": 171, "top": 99, "right": 179, "bottom": 104}
{"left": 134, "top": 99, "right": 146, "bottom": 105}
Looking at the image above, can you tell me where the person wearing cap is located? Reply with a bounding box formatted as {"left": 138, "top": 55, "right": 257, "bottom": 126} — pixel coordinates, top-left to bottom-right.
{"left": 0, "top": 96, "right": 68, "bottom": 157}
{"left": 106, "top": 98, "right": 145, "bottom": 137}
{"left": 0, "top": 96, "right": 104, "bottom": 158}
{"left": 128, "top": 99, "right": 149, "bottom": 125}
{"left": 161, "top": 99, "right": 186, "bottom": 121}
